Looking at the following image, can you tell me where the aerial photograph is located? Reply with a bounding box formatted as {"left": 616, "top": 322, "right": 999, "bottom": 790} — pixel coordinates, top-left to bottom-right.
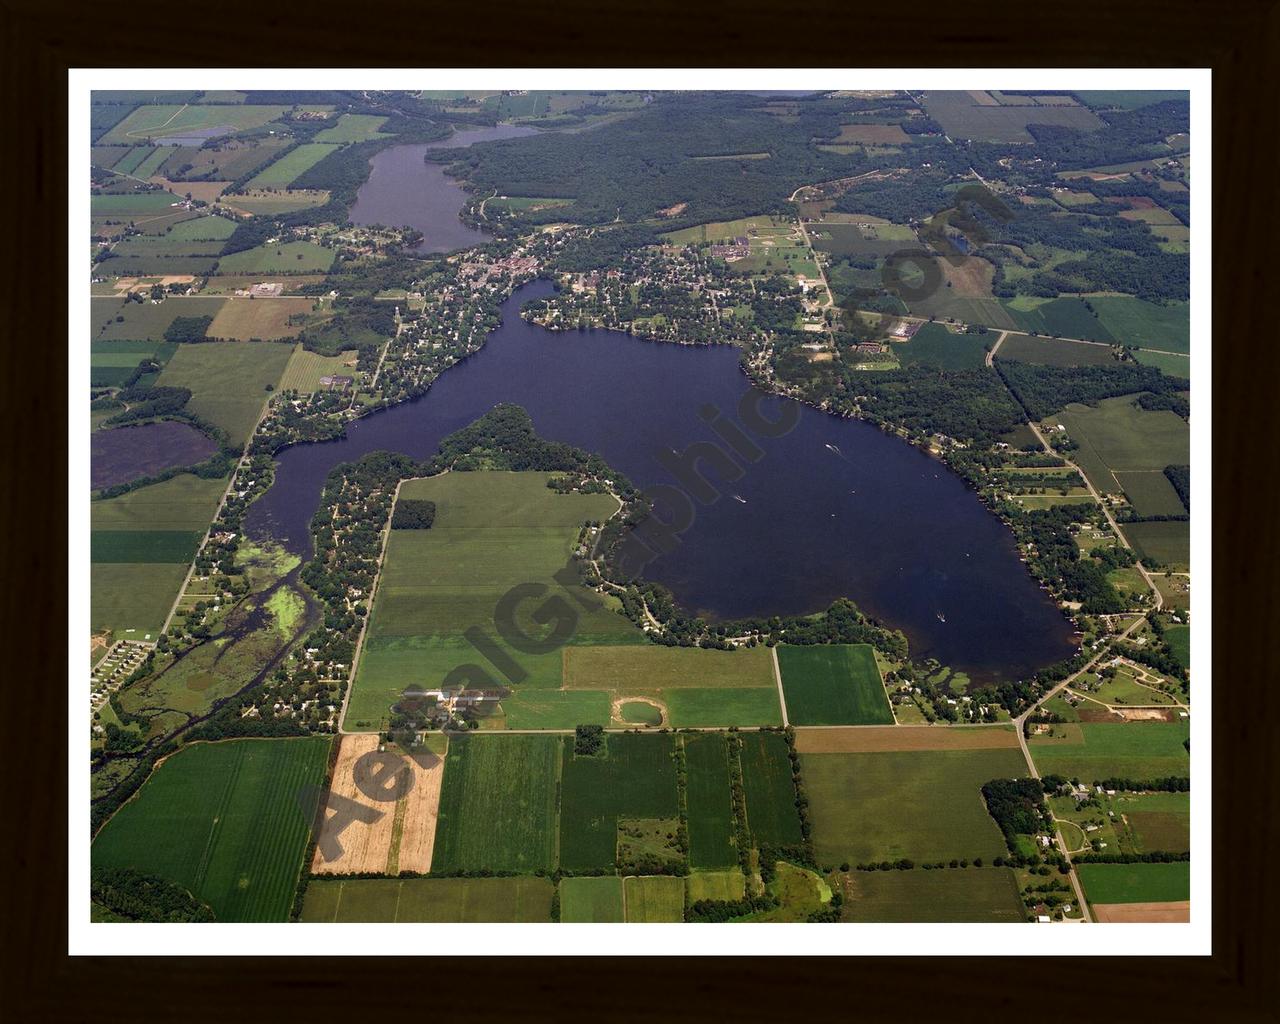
{"left": 83, "top": 83, "right": 1195, "bottom": 931}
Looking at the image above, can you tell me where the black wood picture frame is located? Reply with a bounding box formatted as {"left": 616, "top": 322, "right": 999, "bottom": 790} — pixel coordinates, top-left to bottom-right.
{"left": 3, "top": 1, "right": 1274, "bottom": 1018}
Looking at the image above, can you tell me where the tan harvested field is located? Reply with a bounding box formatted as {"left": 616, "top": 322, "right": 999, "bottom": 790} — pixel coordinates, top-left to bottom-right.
{"left": 110, "top": 275, "right": 197, "bottom": 294}
{"left": 313, "top": 735, "right": 393, "bottom": 874}
{"left": 394, "top": 742, "right": 447, "bottom": 873}
{"left": 940, "top": 253, "right": 997, "bottom": 296}
{"left": 151, "top": 178, "right": 230, "bottom": 204}
{"left": 1094, "top": 901, "right": 1190, "bottom": 923}
{"left": 793, "top": 725, "right": 1020, "bottom": 753}
{"left": 311, "top": 735, "right": 447, "bottom": 876}
{"left": 208, "top": 297, "right": 316, "bottom": 340}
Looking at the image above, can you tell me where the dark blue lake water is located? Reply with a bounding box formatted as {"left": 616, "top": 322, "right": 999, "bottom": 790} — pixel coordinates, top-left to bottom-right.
{"left": 349, "top": 125, "right": 540, "bottom": 253}
{"left": 247, "top": 280, "right": 1076, "bottom": 680}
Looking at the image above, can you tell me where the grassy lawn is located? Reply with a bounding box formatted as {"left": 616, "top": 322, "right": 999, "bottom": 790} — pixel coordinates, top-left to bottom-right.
{"left": 777, "top": 644, "right": 893, "bottom": 725}
{"left": 802, "top": 746, "right": 1028, "bottom": 866}
{"left": 92, "top": 737, "right": 332, "bottom": 921}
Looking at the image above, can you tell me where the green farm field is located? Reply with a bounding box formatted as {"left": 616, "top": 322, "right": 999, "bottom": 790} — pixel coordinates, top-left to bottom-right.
{"left": 300, "top": 877, "right": 554, "bottom": 922}
{"left": 168, "top": 214, "right": 237, "bottom": 240}
{"left": 348, "top": 471, "right": 633, "bottom": 729}
{"left": 687, "top": 870, "right": 745, "bottom": 903}
{"left": 1116, "top": 470, "right": 1187, "bottom": 517}
{"left": 207, "top": 298, "right": 316, "bottom": 341}
{"left": 312, "top": 114, "right": 391, "bottom": 143}
{"left": 739, "top": 732, "right": 803, "bottom": 846}
{"left": 777, "top": 644, "right": 893, "bottom": 725}
{"left": 803, "top": 746, "right": 1028, "bottom": 866}
{"left": 840, "top": 867, "right": 1026, "bottom": 922}
{"left": 1052, "top": 396, "right": 1189, "bottom": 495}
{"left": 91, "top": 473, "right": 225, "bottom": 634}
{"left": 156, "top": 341, "right": 293, "bottom": 444}
{"left": 281, "top": 347, "right": 357, "bottom": 393}
{"left": 1165, "top": 626, "right": 1190, "bottom": 669}
{"left": 222, "top": 190, "right": 331, "bottom": 216}
{"left": 560, "top": 876, "right": 624, "bottom": 922}
{"left": 893, "top": 322, "right": 989, "bottom": 370}
{"left": 559, "top": 733, "right": 679, "bottom": 871}
{"left": 662, "top": 686, "right": 782, "bottom": 728}
{"left": 623, "top": 875, "right": 685, "bottom": 922}
{"left": 432, "top": 734, "right": 560, "bottom": 873}
{"left": 246, "top": 144, "right": 341, "bottom": 188}
{"left": 1028, "top": 720, "right": 1190, "bottom": 782}
{"left": 997, "top": 333, "right": 1119, "bottom": 367}
{"left": 1116, "top": 791, "right": 1191, "bottom": 853}
{"left": 1078, "top": 862, "right": 1190, "bottom": 904}
{"left": 563, "top": 644, "right": 779, "bottom": 728}
{"left": 99, "top": 104, "right": 290, "bottom": 144}
{"left": 91, "top": 472, "right": 227, "bottom": 532}
{"left": 1005, "top": 297, "right": 1115, "bottom": 342}
{"left": 1133, "top": 350, "right": 1190, "bottom": 379}
{"left": 92, "top": 297, "right": 229, "bottom": 341}
{"left": 1089, "top": 297, "right": 1190, "bottom": 353}
{"left": 1121, "top": 520, "right": 1191, "bottom": 569}
{"left": 90, "top": 562, "right": 189, "bottom": 638}
{"left": 92, "top": 737, "right": 331, "bottom": 921}
{"left": 214, "top": 241, "right": 335, "bottom": 275}
{"left": 91, "top": 191, "right": 182, "bottom": 216}
{"left": 683, "top": 733, "right": 737, "bottom": 869}
{"left": 91, "top": 530, "right": 202, "bottom": 563}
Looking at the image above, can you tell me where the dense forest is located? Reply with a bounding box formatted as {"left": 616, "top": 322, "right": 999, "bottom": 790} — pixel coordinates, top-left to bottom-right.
{"left": 435, "top": 93, "right": 927, "bottom": 229}
{"left": 996, "top": 361, "right": 1189, "bottom": 420}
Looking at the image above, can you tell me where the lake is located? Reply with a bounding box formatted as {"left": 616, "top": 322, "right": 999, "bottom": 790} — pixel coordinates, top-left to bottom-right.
{"left": 247, "top": 281, "right": 1076, "bottom": 681}
{"left": 92, "top": 421, "right": 218, "bottom": 491}
{"left": 349, "top": 125, "right": 540, "bottom": 252}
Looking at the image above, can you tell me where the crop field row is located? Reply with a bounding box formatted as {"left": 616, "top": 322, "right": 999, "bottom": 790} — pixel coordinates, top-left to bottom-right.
{"left": 92, "top": 737, "right": 332, "bottom": 921}
{"left": 301, "top": 876, "right": 555, "bottom": 922}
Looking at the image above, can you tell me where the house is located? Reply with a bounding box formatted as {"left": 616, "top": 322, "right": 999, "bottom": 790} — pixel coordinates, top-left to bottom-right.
{"left": 318, "top": 375, "right": 354, "bottom": 392}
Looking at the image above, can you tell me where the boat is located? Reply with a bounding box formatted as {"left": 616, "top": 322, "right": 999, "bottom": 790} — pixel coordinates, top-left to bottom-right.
{"left": 824, "top": 443, "right": 841, "bottom": 455}
{"left": 733, "top": 494, "right": 747, "bottom": 504}
{"left": 936, "top": 612, "right": 947, "bottom": 623}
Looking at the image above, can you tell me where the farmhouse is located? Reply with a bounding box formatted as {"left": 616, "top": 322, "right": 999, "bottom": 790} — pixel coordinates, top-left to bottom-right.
{"left": 318, "top": 375, "right": 353, "bottom": 392}
{"left": 890, "top": 322, "right": 921, "bottom": 339}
